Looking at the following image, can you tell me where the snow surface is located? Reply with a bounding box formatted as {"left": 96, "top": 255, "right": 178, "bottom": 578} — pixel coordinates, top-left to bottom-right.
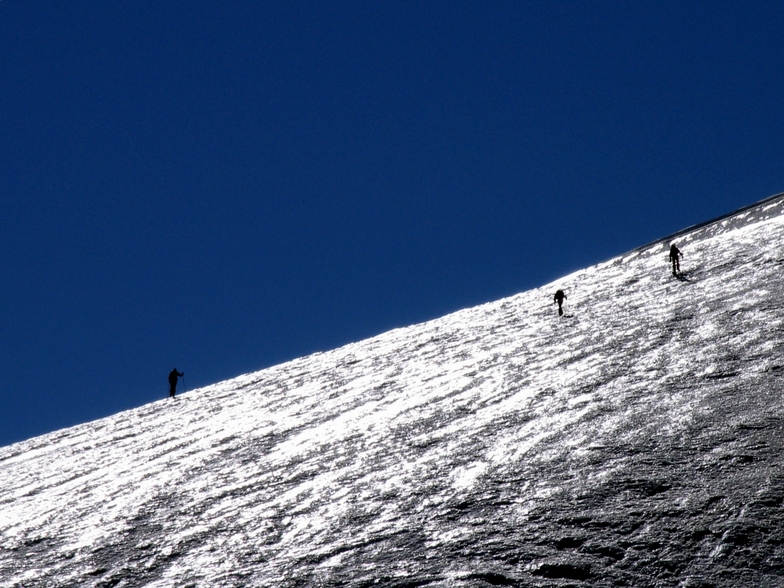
{"left": 3, "top": 198, "right": 784, "bottom": 587}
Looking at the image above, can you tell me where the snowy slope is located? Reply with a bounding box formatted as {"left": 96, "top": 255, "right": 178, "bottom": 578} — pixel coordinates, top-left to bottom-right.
{"left": 3, "top": 197, "right": 784, "bottom": 587}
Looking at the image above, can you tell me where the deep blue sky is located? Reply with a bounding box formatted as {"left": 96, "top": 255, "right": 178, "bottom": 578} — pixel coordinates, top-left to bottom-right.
{"left": 1, "top": 1, "right": 783, "bottom": 447}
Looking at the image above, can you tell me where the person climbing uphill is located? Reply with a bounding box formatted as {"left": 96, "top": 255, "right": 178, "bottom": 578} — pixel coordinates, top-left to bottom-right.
{"left": 669, "top": 243, "right": 683, "bottom": 275}
{"left": 168, "top": 368, "right": 184, "bottom": 398}
{"left": 553, "top": 289, "right": 567, "bottom": 316}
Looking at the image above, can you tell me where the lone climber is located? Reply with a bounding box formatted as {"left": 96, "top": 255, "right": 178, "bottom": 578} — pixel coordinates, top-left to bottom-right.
{"left": 669, "top": 243, "right": 683, "bottom": 275}
{"left": 168, "top": 368, "right": 184, "bottom": 398}
{"left": 553, "top": 289, "right": 567, "bottom": 316}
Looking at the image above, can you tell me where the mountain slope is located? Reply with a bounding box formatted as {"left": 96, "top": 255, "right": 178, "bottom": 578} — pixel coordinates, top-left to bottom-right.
{"left": 3, "top": 196, "right": 784, "bottom": 587}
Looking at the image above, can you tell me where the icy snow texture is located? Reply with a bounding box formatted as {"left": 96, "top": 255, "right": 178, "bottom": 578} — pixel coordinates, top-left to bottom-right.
{"left": 3, "top": 196, "right": 784, "bottom": 587}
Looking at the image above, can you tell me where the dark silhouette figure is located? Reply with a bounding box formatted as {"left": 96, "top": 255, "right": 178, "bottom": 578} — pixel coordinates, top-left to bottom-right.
{"left": 553, "top": 289, "right": 567, "bottom": 316}
{"left": 168, "top": 368, "right": 184, "bottom": 398}
{"left": 669, "top": 243, "right": 683, "bottom": 275}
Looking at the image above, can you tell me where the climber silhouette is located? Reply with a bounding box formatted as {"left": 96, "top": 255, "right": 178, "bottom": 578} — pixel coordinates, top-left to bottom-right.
{"left": 553, "top": 289, "right": 567, "bottom": 316}
{"left": 168, "top": 368, "right": 184, "bottom": 398}
{"left": 669, "top": 243, "right": 683, "bottom": 275}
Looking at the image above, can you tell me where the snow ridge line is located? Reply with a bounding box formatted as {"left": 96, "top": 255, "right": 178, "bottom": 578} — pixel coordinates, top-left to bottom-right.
{"left": 631, "top": 190, "right": 784, "bottom": 254}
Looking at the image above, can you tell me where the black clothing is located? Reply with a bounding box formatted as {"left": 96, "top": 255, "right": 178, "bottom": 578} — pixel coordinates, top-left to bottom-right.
{"left": 669, "top": 244, "right": 682, "bottom": 274}
{"left": 168, "top": 369, "right": 184, "bottom": 398}
{"left": 553, "top": 289, "right": 567, "bottom": 316}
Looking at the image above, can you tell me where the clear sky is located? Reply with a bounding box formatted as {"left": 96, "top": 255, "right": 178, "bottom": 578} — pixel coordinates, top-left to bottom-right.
{"left": 1, "top": 1, "right": 783, "bottom": 447}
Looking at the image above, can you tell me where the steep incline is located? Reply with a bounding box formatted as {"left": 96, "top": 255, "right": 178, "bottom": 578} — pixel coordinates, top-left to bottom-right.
{"left": 3, "top": 197, "right": 784, "bottom": 587}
